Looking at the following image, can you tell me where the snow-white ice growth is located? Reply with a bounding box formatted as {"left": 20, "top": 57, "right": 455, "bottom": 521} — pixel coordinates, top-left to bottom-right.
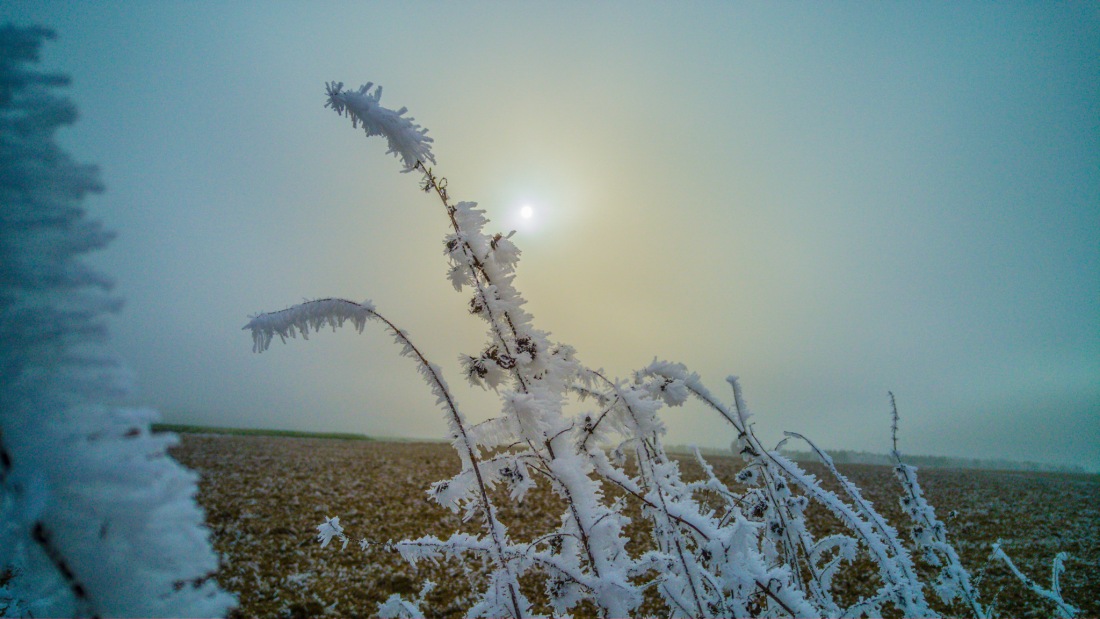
{"left": 316, "top": 516, "right": 348, "bottom": 550}
{"left": 244, "top": 297, "right": 376, "bottom": 353}
{"left": 324, "top": 81, "right": 434, "bottom": 171}
{"left": 1, "top": 25, "right": 234, "bottom": 617}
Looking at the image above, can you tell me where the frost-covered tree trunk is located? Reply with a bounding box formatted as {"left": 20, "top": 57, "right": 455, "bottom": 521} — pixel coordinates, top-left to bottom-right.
{"left": 0, "top": 25, "right": 235, "bottom": 617}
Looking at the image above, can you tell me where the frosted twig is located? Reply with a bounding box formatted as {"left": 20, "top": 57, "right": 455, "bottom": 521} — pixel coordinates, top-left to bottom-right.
{"left": 990, "top": 543, "right": 1078, "bottom": 618}
{"left": 325, "top": 81, "right": 434, "bottom": 171}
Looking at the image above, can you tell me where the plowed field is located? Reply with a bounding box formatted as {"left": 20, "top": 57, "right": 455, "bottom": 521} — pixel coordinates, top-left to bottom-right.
{"left": 169, "top": 434, "right": 1099, "bottom": 618}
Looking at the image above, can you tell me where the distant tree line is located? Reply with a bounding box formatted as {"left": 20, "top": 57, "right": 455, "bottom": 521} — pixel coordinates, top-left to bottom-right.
{"left": 774, "top": 449, "right": 1088, "bottom": 474}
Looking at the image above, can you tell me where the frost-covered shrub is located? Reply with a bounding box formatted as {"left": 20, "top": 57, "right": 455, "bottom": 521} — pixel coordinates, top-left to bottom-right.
{"left": 245, "top": 80, "right": 1079, "bottom": 618}
{"left": 0, "top": 25, "right": 235, "bottom": 617}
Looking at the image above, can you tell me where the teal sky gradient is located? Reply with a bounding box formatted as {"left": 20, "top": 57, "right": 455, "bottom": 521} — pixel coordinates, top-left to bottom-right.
{"left": 4, "top": 2, "right": 1097, "bottom": 470}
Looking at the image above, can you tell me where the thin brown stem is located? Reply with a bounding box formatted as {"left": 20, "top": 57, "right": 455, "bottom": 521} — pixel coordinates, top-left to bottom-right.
{"left": 755, "top": 580, "right": 798, "bottom": 617}
{"left": 369, "top": 303, "right": 523, "bottom": 618}
{"left": 417, "top": 162, "right": 529, "bottom": 392}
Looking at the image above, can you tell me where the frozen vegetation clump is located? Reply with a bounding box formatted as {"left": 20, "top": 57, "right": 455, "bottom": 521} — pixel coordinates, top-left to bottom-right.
{"left": 245, "top": 80, "right": 1081, "bottom": 618}
{"left": 0, "top": 25, "right": 235, "bottom": 617}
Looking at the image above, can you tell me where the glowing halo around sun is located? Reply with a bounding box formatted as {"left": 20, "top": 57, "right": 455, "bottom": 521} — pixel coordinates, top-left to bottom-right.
{"left": 508, "top": 201, "right": 546, "bottom": 237}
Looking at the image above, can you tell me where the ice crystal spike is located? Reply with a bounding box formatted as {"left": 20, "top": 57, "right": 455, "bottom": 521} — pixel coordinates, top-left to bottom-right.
{"left": 324, "top": 80, "right": 435, "bottom": 171}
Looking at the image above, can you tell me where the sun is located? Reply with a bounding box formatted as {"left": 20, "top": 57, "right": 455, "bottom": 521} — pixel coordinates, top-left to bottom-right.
{"left": 510, "top": 202, "right": 543, "bottom": 234}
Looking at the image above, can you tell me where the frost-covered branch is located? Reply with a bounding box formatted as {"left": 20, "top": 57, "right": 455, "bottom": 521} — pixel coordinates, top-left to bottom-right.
{"left": 246, "top": 297, "right": 526, "bottom": 617}
{"left": 241, "top": 77, "right": 1082, "bottom": 618}
{"left": 1, "top": 25, "right": 233, "bottom": 617}
{"left": 325, "top": 81, "right": 434, "bottom": 171}
{"left": 244, "top": 297, "right": 375, "bottom": 352}
{"left": 890, "top": 395, "right": 988, "bottom": 617}
{"left": 990, "top": 544, "right": 1078, "bottom": 618}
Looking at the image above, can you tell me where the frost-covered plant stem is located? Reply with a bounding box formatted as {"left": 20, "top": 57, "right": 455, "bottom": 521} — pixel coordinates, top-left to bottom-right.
{"left": 419, "top": 164, "right": 526, "bottom": 382}
{"left": 246, "top": 299, "right": 524, "bottom": 617}
{"left": 989, "top": 545, "right": 1077, "bottom": 618}
{"left": 416, "top": 162, "right": 639, "bottom": 615}
{"left": 889, "top": 393, "right": 988, "bottom": 617}
{"left": 639, "top": 365, "right": 934, "bottom": 617}
{"left": 245, "top": 79, "right": 1081, "bottom": 618}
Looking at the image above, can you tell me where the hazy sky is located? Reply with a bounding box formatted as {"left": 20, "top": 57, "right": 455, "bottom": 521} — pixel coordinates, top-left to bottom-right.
{"left": 4, "top": 2, "right": 1097, "bottom": 471}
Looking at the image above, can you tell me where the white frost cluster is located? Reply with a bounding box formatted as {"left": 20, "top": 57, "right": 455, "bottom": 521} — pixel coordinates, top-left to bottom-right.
{"left": 0, "top": 25, "right": 234, "bottom": 617}
{"left": 244, "top": 297, "right": 377, "bottom": 352}
{"left": 316, "top": 516, "right": 348, "bottom": 550}
{"left": 324, "top": 81, "right": 434, "bottom": 171}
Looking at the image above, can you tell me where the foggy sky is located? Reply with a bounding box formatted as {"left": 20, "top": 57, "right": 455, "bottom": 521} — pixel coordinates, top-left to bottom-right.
{"left": 3, "top": 2, "right": 1097, "bottom": 471}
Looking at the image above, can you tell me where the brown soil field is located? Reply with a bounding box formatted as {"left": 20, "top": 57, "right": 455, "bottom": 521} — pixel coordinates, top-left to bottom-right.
{"left": 169, "top": 434, "right": 1099, "bottom": 618}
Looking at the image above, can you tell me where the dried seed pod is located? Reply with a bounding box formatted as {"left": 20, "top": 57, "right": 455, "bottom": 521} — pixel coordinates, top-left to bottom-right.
{"left": 469, "top": 296, "right": 485, "bottom": 315}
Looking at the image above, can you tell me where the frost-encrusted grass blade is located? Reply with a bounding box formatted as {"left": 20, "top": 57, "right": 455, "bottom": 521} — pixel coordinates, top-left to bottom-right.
{"left": 325, "top": 81, "right": 435, "bottom": 171}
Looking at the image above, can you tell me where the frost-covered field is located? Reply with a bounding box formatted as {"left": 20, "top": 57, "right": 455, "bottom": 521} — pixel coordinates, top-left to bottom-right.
{"left": 170, "top": 434, "right": 1098, "bottom": 618}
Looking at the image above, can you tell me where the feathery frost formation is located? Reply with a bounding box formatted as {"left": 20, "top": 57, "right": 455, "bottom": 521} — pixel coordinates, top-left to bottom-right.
{"left": 0, "top": 25, "right": 234, "bottom": 617}
{"left": 245, "top": 80, "right": 1081, "bottom": 618}
{"left": 244, "top": 297, "right": 377, "bottom": 353}
{"left": 324, "top": 81, "right": 434, "bottom": 171}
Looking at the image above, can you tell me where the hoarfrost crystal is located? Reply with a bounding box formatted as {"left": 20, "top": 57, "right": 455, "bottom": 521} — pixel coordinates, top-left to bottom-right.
{"left": 324, "top": 81, "right": 434, "bottom": 171}
{"left": 0, "top": 25, "right": 234, "bottom": 617}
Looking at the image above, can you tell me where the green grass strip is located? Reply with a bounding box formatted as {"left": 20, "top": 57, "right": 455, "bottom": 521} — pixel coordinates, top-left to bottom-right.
{"left": 152, "top": 423, "right": 371, "bottom": 441}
